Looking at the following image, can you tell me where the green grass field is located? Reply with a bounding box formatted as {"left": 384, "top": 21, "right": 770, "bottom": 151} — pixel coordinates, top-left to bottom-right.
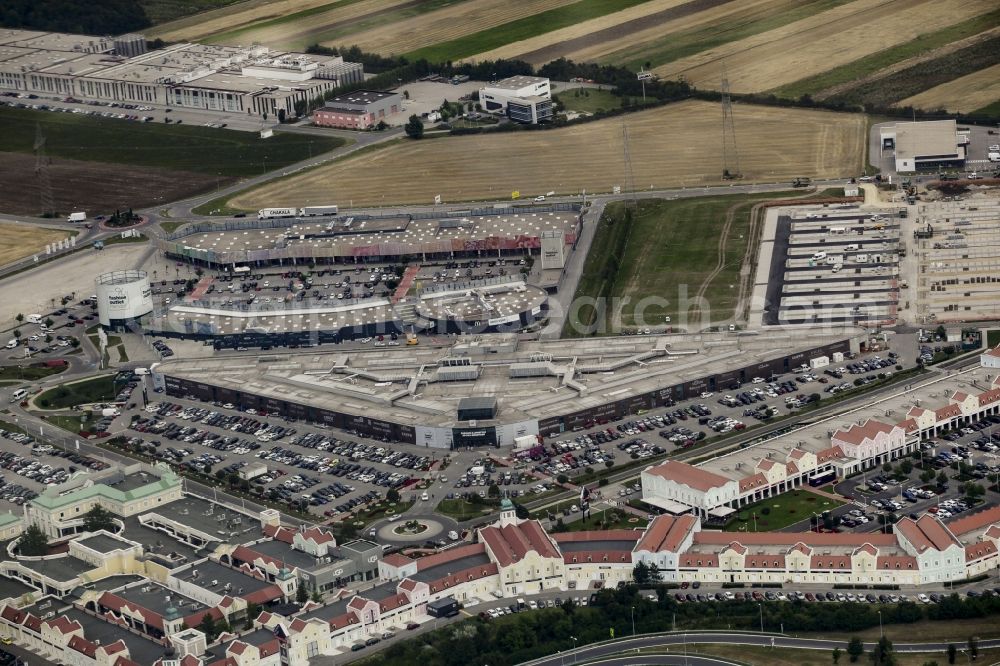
{"left": 827, "top": 35, "right": 1000, "bottom": 108}
{"left": 406, "top": 0, "right": 655, "bottom": 63}
{"left": 35, "top": 375, "right": 118, "bottom": 410}
{"left": 0, "top": 365, "right": 66, "bottom": 382}
{"left": 567, "top": 193, "right": 791, "bottom": 335}
{"left": 553, "top": 88, "right": 622, "bottom": 114}
{"left": 0, "top": 107, "right": 345, "bottom": 178}
{"left": 771, "top": 9, "right": 1000, "bottom": 99}
{"left": 725, "top": 489, "right": 844, "bottom": 532}
{"left": 601, "top": 0, "right": 854, "bottom": 70}
{"left": 973, "top": 99, "right": 1000, "bottom": 119}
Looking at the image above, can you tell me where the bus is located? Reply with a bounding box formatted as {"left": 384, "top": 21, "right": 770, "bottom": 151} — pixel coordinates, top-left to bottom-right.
{"left": 809, "top": 470, "right": 836, "bottom": 487}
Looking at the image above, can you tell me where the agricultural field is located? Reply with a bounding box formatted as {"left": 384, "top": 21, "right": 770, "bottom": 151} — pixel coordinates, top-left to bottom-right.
{"left": 565, "top": 193, "right": 790, "bottom": 335}
{"left": 824, "top": 35, "right": 1000, "bottom": 110}
{"left": 552, "top": 88, "right": 623, "bottom": 115}
{"left": 229, "top": 100, "right": 865, "bottom": 209}
{"left": 138, "top": 0, "right": 246, "bottom": 25}
{"left": 651, "top": 0, "right": 998, "bottom": 94}
{"left": 0, "top": 223, "right": 71, "bottom": 267}
{"left": 899, "top": 62, "right": 1000, "bottom": 114}
{"left": 0, "top": 107, "right": 345, "bottom": 177}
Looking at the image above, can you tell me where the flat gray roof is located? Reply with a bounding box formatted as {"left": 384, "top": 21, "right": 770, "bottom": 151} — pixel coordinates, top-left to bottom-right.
{"left": 250, "top": 539, "right": 322, "bottom": 570}
{"left": 20, "top": 555, "right": 93, "bottom": 581}
{"left": 411, "top": 552, "right": 492, "bottom": 584}
{"left": 153, "top": 495, "right": 265, "bottom": 543}
{"left": 115, "top": 581, "right": 208, "bottom": 616}
{"left": 76, "top": 533, "right": 134, "bottom": 554}
{"left": 119, "top": 514, "right": 204, "bottom": 565}
{"left": 174, "top": 560, "right": 275, "bottom": 596}
{"left": 0, "top": 576, "right": 36, "bottom": 600}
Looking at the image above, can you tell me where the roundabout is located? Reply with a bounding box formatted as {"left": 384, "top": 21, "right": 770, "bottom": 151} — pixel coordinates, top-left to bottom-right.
{"left": 373, "top": 513, "right": 459, "bottom": 545}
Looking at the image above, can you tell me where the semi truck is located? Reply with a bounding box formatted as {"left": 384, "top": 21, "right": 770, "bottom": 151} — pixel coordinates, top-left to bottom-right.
{"left": 257, "top": 208, "right": 297, "bottom": 220}
{"left": 299, "top": 205, "right": 338, "bottom": 217}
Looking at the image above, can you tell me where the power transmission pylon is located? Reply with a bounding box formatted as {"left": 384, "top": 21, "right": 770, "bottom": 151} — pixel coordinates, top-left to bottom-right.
{"left": 621, "top": 118, "right": 638, "bottom": 212}
{"left": 34, "top": 123, "right": 55, "bottom": 216}
{"left": 721, "top": 67, "right": 741, "bottom": 180}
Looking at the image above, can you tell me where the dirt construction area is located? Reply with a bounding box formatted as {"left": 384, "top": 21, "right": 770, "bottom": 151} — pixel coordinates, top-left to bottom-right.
{"left": 0, "top": 223, "right": 71, "bottom": 268}
{"left": 0, "top": 152, "right": 231, "bottom": 217}
{"left": 230, "top": 100, "right": 866, "bottom": 209}
{"left": 652, "top": 0, "right": 998, "bottom": 93}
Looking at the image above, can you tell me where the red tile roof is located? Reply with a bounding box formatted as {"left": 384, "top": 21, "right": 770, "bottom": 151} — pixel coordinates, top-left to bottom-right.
{"left": 946, "top": 506, "right": 1000, "bottom": 537}
{"left": 809, "top": 555, "right": 852, "bottom": 571}
{"left": 98, "top": 592, "right": 164, "bottom": 630}
{"left": 43, "top": 615, "right": 81, "bottom": 635}
{"left": 633, "top": 514, "right": 698, "bottom": 554}
{"left": 398, "top": 578, "right": 420, "bottom": 592}
{"left": 678, "top": 553, "right": 718, "bottom": 568}
{"left": 788, "top": 449, "right": 807, "bottom": 461}
{"left": 427, "top": 563, "right": 498, "bottom": 593}
{"left": 854, "top": 543, "right": 878, "bottom": 557}
{"left": 233, "top": 545, "right": 284, "bottom": 570}
{"left": 228, "top": 642, "right": 248, "bottom": 656}
{"left": 263, "top": 524, "right": 297, "bottom": 544}
{"left": 0, "top": 606, "right": 25, "bottom": 624}
{"left": 833, "top": 419, "right": 897, "bottom": 446}
{"left": 739, "top": 473, "right": 768, "bottom": 493}
{"left": 898, "top": 418, "right": 918, "bottom": 434}
{"left": 897, "top": 515, "right": 962, "bottom": 553}
{"left": 787, "top": 542, "right": 812, "bottom": 556}
{"left": 978, "top": 388, "right": 1000, "bottom": 407}
{"left": 816, "top": 446, "right": 845, "bottom": 463}
{"left": 68, "top": 635, "right": 98, "bottom": 657}
{"left": 299, "top": 527, "right": 335, "bottom": 544}
{"left": 935, "top": 404, "right": 961, "bottom": 420}
{"left": 757, "top": 459, "right": 778, "bottom": 472}
{"left": 562, "top": 550, "right": 632, "bottom": 564}
{"left": 907, "top": 406, "right": 929, "bottom": 418}
{"left": 382, "top": 553, "right": 414, "bottom": 567}
{"left": 103, "top": 640, "right": 128, "bottom": 656}
{"left": 242, "top": 584, "right": 284, "bottom": 606}
{"left": 984, "top": 345, "right": 1000, "bottom": 359}
{"left": 876, "top": 555, "right": 917, "bottom": 570}
{"left": 22, "top": 614, "right": 40, "bottom": 633}
{"left": 951, "top": 391, "right": 970, "bottom": 402}
{"left": 552, "top": 529, "right": 642, "bottom": 543}
{"left": 645, "top": 461, "right": 732, "bottom": 492}
{"left": 480, "top": 520, "right": 561, "bottom": 567}
{"left": 745, "top": 554, "right": 785, "bottom": 569}
{"left": 965, "top": 541, "right": 998, "bottom": 563}
{"left": 725, "top": 541, "right": 747, "bottom": 555}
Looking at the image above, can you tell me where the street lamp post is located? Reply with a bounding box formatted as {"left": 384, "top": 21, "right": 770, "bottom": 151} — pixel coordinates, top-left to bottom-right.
{"left": 570, "top": 636, "right": 577, "bottom": 664}
{"left": 631, "top": 606, "right": 635, "bottom": 637}
{"left": 877, "top": 610, "right": 883, "bottom": 639}
{"left": 758, "top": 603, "right": 763, "bottom": 633}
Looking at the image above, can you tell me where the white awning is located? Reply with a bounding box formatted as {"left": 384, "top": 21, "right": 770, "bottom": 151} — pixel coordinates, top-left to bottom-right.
{"left": 642, "top": 497, "right": 692, "bottom": 514}
{"left": 708, "top": 506, "right": 736, "bottom": 518}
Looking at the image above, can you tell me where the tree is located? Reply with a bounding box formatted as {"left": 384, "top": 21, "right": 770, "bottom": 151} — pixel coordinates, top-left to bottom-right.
{"left": 882, "top": 462, "right": 893, "bottom": 474}
{"left": 44, "top": 318, "right": 53, "bottom": 328}
{"left": 19, "top": 524, "right": 49, "bottom": 556}
{"left": 947, "top": 644, "right": 956, "bottom": 664}
{"left": 556, "top": 474, "right": 569, "bottom": 484}
{"left": 245, "top": 602, "right": 260, "bottom": 629}
{"left": 198, "top": 613, "right": 218, "bottom": 641}
{"left": 294, "top": 99, "right": 307, "bottom": 117}
{"left": 15, "top": 313, "right": 23, "bottom": 323}
{"left": 871, "top": 636, "right": 895, "bottom": 666}
{"left": 832, "top": 648, "right": 841, "bottom": 664}
{"left": 632, "top": 561, "right": 650, "bottom": 586}
{"left": 648, "top": 564, "right": 662, "bottom": 583}
{"left": 967, "top": 636, "right": 978, "bottom": 660}
{"left": 296, "top": 584, "right": 308, "bottom": 603}
{"left": 311, "top": 589, "right": 323, "bottom": 603}
{"left": 404, "top": 114, "right": 424, "bottom": 139}
{"left": 12, "top": 329, "right": 20, "bottom": 340}
{"left": 605, "top": 460, "right": 614, "bottom": 468}
{"left": 277, "top": 108, "right": 286, "bottom": 123}
{"left": 937, "top": 471, "right": 949, "bottom": 486}
{"left": 899, "top": 460, "right": 913, "bottom": 475}
{"left": 488, "top": 483, "right": 500, "bottom": 498}
{"left": 83, "top": 505, "right": 116, "bottom": 532}
{"left": 921, "top": 470, "right": 935, "bottom": 483}
{"left": 847, "top": 637, "right": 864, "bottom": 663}
{"left": 386, "top": 488, "right": 401, "bottom": 503}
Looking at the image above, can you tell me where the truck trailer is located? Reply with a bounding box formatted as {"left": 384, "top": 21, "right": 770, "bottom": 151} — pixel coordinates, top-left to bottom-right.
{"left": 257, "top": 208, "right": 297, "bottom": 220}
{"left": 67, "top": 212, "right": 87, "bottom": 223}
{"left": 427, "top": 597, "right": 459, "bottom": 618}
{"left": 299, "top": 205, "right": 338, "bottom": 217}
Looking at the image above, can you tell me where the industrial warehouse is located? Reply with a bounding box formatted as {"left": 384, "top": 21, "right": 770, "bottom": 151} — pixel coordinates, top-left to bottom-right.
{"left": 153, "top": 327, "right": 865, "bottom": 448}
{"left": 0, "top": 28, "right": 363, "bottom": 116}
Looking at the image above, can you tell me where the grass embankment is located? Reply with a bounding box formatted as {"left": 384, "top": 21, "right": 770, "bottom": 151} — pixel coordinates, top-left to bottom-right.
{"left": 406, "top": 0, "right": 655, "bottom": 63}
{"left": 139, "top": 0, "right": 246, "bottom": 24}
{"left": 653, "top": 644, "right": 1000, "bottom": 666}
{"left": 603, "top": 0, "right": 855, "bottom": 69}
{"left": 35, "top": 375, "right": 117, "bottom": 409}
{"left": 771, "top": 8, "right": 1000, "bottom": 99}
{"left": 553, "top": 88, "right": 623, "bottom": 115}
{"left": 972, "top": 99, "right": 1000, "bottom": 119}
{"left": 0, "top": 365, "right": 66, "bottom": 382}
{"left": 724, "top": 489, "right": 844, "bottom": 532}
{"left": 826, "top": 35, "right": 1000, "bottom": 108}
{"left": 566, "top": 193, "right": 793, "bottom": 335}
{"left": 0, "top": 107, "right": 346, "bottom": 177}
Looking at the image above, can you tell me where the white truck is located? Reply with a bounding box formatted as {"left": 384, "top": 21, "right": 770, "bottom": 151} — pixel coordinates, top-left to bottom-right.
{"left": 299, "top": 205, "right": 338, "bottom": 217}
{"left": 101, "top": 407, "right": 121, "bottom": 418}
{"left": 809, "top": 355, "right": 830, "bottom": 369}
{"left": 989, "top": 152, "right": 1000, "bottom": 163}
{"left": 257, "top": 208, "right": 297, "bottom": 220}
{"left": 67, "top": 212, "right": 86, "bottom": 223}
{"left": 26, "top": 314, "right": 42, "bottom": 324}
{"left": 238, "top": 462, "right": 268, "bottom": 481}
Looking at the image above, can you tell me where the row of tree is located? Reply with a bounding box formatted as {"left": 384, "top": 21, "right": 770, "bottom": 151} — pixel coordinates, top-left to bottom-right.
{"left": 1, "top": 0, "right": 150, "bottom": 35}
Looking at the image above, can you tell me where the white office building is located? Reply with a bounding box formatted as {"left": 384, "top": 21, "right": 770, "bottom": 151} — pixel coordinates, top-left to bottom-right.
{"left": 478, "top": 75, "right": 552, "bottom": 124}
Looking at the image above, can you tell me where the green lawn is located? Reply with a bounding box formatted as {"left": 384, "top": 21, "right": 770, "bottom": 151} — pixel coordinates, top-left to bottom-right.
{"left": 601, "top": 0, "right": 854, "bottom": 70}
{"left": 0, "top": 419, "right": 26, "bottom": 435}
{"left": 35, "top": 375, "right": 119, "bottom": 410}
{"left": 41, "top": 413, "right": 91, "bottom": 435}
{"left": 437, "top": 497, "right": 499, "bottom": 519}
{"left": 0, "top": 365, "right": 67, "bottom": 382}
{"left": 973, "top": 99, "right": 1000, "bottom": 120}
{"left": 406, "top": 0, "right": 655, "bottom": 63}
{"left": 772, "top": 8, "right": 1000, "bottom": 99}
{"left": 554, "top": 89, "right": 622, "bottom": 115}
{"left": 556, "top": 512, "right": 647, "bottom": 533}
{"left": 566, "top": 193, "right": 795, "bottom": 335}
{"left": 725, "top": 489, "right": 844, "bottom": 532}
{"left": 0, "top": 107, "right": 345, "bottom": 177}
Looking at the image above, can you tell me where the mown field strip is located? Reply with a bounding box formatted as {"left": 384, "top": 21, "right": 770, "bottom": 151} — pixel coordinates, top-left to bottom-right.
{"left": 900, "top": 63, "right": 1000, "bottom": 113}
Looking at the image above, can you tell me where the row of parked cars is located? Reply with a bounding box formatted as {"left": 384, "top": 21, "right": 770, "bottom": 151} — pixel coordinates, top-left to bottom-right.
{"left": 286, "top": 432, "right": 431, "bottom": 471}
{"left": 673, "top": 589, "right": 977, "bottom": 604}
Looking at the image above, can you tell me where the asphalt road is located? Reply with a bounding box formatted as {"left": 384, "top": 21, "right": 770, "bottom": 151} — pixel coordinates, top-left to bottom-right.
{"left": 518, "top": 632, "right": 1000, "bottom": 666}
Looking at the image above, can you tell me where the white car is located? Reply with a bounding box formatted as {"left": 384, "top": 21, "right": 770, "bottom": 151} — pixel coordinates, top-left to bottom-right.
{"left": 989, "top": 144, "right": 1000, "bottom": 151}
{"left": 751, "top": 377, "right": 765, "bottom": 383}
{"left": 534, "top": 195, "right": 546, "bottom": 202}
{"left": 700, "top": 392, "right": 713, "bottom": 398}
